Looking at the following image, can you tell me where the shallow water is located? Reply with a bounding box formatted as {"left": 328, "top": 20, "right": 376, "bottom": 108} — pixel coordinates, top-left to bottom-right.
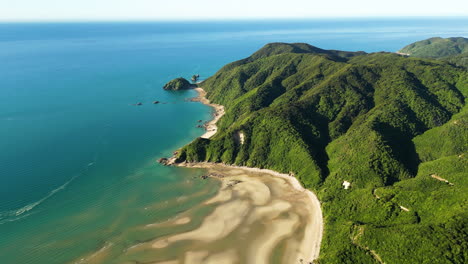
{"left": 74, "top": 165, "right": 319, "bottom": 264}
{"left": 1, "top": 19, "right": 467, "bottom": 263}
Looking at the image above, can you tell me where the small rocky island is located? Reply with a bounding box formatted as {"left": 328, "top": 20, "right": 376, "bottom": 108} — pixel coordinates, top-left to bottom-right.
{"left": 163, "top": 77, "right": 195, "bottom": 90}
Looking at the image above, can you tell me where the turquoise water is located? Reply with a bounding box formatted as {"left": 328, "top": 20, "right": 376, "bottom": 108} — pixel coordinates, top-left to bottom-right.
{"left": 0, "top": 18, "right": 467, "bottom": 263}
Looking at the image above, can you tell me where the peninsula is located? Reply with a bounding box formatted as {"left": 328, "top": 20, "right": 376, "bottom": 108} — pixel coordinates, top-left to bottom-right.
{"left": 163, "top": 39, "right": 467, "bottom": 263}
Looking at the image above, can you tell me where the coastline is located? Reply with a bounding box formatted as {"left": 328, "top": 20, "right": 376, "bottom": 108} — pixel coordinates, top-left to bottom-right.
{"left": 172, "top": 86, "right": 324, "bottom": 262}
{"left": 177, "top": 162, "right": 324, "bottom": 262}
{"left": 192, "top": 87, "right": 225, "bottom": 139}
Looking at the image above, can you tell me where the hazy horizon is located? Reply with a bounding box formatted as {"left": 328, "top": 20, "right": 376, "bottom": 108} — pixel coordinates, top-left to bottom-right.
{"left": 1, "top": 16, "right": 468, "bottom": 23}
{"left": 1, "top": 0, "right": 467, "bottom": 22}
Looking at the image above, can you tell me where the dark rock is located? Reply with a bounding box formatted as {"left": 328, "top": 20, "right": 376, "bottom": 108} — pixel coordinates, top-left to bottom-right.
{"left": 157, "top": 158, "right": 168, "bottom": 165}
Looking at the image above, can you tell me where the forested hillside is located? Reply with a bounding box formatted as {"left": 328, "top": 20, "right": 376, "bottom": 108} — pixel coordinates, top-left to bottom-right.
{"left": 399, "top": 37, "right": 468, "bottom": 68}
{"left": 175, "top": 42, "right": 468, "bottom": 263}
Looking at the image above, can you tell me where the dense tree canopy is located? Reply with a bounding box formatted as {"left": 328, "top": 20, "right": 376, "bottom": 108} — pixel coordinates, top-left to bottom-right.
{"left": 175, "top": 42, "right": 467, "bottom": 263}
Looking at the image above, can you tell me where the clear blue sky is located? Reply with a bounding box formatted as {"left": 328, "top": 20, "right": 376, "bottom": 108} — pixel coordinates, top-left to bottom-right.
{"left": 1, "top": 0, "right": 467, "bottom": 21}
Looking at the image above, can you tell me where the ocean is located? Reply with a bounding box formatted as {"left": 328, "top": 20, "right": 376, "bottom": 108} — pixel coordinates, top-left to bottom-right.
{"left": 0, "top": 18, "right": 467, "bottom": 263}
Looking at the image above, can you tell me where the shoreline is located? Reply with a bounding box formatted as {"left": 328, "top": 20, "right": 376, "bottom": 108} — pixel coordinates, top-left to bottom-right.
{"left": 192, "top": 87, "right": 225, "bottom": 139}
{"left": 176, "top": 161, "right": 324, "bottom": 262}
{"left": 170, "top": 86, "right": 324, "bottom": 262}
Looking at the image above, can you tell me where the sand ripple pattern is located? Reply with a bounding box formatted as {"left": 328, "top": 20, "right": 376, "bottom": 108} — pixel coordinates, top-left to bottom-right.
{"left": 74, "top": 164, "right": 322, "bottom": 264}
{"left": 149, "top": 165, "right": 321, "bottom": 264}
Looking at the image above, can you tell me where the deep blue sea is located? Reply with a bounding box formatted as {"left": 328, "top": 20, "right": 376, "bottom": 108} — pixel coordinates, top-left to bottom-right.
{"left": 1, "top": 18, "right": 467, "bottom": 263}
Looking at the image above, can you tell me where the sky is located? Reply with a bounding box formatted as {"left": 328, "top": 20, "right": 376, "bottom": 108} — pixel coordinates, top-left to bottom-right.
{"left": 0, "top": 0, "right": 467, "bottom": 21}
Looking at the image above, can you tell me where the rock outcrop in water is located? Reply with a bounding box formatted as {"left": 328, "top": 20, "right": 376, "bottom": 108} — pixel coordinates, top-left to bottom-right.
{"left": 157, "top": 157, "right": 176, "bottom": 166}
{"left": 163, "top": 77, "right": 193, "bottom": 90}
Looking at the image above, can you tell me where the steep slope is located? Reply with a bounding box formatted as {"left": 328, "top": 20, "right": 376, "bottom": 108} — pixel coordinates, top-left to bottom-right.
{"left": 355, "top": 104, "right": 468, "bottom": 263}
{"left": 175, "top": 42, "right": 468, "bottom": 263}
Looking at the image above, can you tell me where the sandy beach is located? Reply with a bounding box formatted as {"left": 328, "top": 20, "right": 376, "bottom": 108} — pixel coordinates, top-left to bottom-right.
{"left": 75, "top": 163, "right": 325, "bottom": 264}
{"left": 129, "top": 164, "right": 324, "bottom": 264}
{"left": 192, "top": 87, "right": 225, "bottom": 139}
{"left": 177, "top": 163, "right": 324, "bottom": 263}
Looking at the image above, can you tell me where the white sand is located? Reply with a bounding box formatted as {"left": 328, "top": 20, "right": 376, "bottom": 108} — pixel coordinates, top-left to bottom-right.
{"left": 152, "top": 199, "right": 250, "bottom": 247}
{"left": 193, "top": 88, "right": 225, "bottom": 139}
{"left": 169, "top": 163, "right": 323, "bottom": 263}
{"left": 174, "top": 217, "right": 191, "bottom": 225}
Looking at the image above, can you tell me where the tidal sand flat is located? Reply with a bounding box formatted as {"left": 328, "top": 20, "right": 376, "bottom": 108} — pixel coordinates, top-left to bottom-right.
{"left": 74, "top": 164, "right": 322, "bottom": 264}
{"left": 125, "top": 164, "right": 321, "bottom": 264}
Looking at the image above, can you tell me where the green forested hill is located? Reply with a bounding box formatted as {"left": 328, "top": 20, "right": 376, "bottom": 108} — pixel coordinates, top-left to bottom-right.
{"left": 398, "top": 37, "right": 468, "bottom": 58}
{"left": 399, "top": 37, "right": 468, "bottom": 68}
{"left": 176, "top": 42, "right": 468, "bottom": 263}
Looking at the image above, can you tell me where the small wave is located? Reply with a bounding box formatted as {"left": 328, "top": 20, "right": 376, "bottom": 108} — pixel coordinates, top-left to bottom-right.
{"left": 0, "top": 212, "right": 35, "bottom": 225}
{"left": 0, "top": 174, "right": 78, "bottom": 225}
{"left": 0, "top": 152, "right": 101, "bottom": 225}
